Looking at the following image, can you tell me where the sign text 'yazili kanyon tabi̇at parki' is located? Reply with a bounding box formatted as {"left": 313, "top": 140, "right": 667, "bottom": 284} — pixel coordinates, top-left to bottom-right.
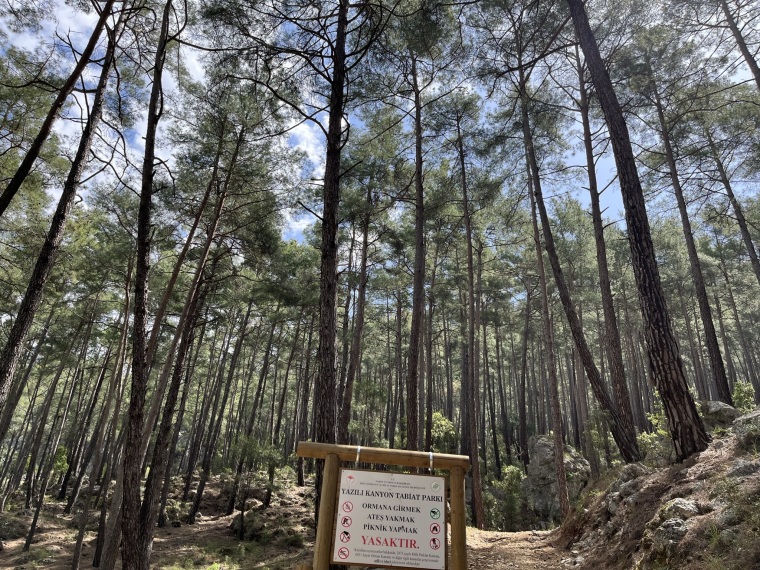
{"left": 332, "top": 469, "right": 447, "bottom": 569}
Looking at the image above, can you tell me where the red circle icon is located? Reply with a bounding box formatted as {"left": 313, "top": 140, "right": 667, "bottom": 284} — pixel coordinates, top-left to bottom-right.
{"left": 430, "top": 523, "right": 441, "bottom": 534}
{"left": 341, "top": 515, "right": 353, "bottom": 527}
{"left": 338, "top": 547, "right": 350, "bottom": 560}
{"left": 430, "top": 538, "right": 441, "bottom": 550}
{"left": 340, "top": 531, "right": 351, "bottom": 543}
{"left": 342, "top": 501, "right": 353, "bottom": 512}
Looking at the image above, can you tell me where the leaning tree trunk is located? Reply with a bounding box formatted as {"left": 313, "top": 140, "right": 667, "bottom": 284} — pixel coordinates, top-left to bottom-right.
{"left": 566, "top": 0, "right": 709, "bottom": 461}
{"left": 519, "top": 68, "right": 641, "bottom": 462}
{"left": 652, "top": 88, "right": 731, "bottom": 404}
{"left": 719, "top": 0, "right": 760, "bottom": 92}
{"left": 0, "top": 17, "right": 118, "bottom": 419}
{"left": 0, "top": 0, "right": 118, "bottom": 217}
{"left": 706, "top": 131, "right": 760, "bottom": 290}
{"left": 576, "top": 48, "right": 638, "bottom": 448}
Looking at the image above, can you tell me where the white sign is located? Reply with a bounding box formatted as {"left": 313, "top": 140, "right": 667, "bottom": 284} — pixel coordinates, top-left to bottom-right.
{"left": 332, "top": 469, "right": 447, "bottom": 569}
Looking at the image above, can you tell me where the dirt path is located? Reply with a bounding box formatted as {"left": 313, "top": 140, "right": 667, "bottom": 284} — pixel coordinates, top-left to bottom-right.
{"left": 467, "top": 528, "right": 565, "bottom": 570}
{"left": 0, "top": 512, "right": 566, "bottom": 569}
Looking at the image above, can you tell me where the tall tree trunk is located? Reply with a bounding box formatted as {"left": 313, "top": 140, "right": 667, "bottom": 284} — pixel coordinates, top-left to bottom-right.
{"left": 529, "top": 175, "right": 570, "bottom": 521}
{"left": 0, "top": 0, "right": 118, "bottom": 217}
{"left": 313, "top": 0, "right": 348, "bottom": 520}
{"left": 652, "top": 87, "right": 731, "bottom": 404}
{"left": 519, "top": 68, "right": 641, "bottom": 462}
{"left": 121, "top": 0, "right": 174, "bottom": 565}
{"left": 566, "top": 0, "right": 709, "bottom": 461}
{"left": 406, "top": 53, "right": 425, "bottom": 452}
{"left": 456, "top": 121, "right": 485, "bottom": 529}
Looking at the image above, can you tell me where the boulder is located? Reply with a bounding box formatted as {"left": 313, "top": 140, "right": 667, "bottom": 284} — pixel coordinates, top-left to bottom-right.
{"left": 727, "top": 459, "right": 760, "bottom": 478}
{"left": 521, "top": 435, "right": 591, "bottom": 524}
{"left": 651, "top": 518, "right": 688, "bottom": 555}
{"left": 733, "top": 410, "right": 760, "bottom": 450}
{"left": 700, "top": 401, "right": 741, "bottom": 428}
{"left": 659, "top": 498, "right": 698, "bottom": 521}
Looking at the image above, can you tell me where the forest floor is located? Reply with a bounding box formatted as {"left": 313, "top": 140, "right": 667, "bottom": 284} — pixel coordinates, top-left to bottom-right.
{"left": 2, "top": 416, "right": 758, "bottom": 570}
{"left": 0, "top": 478, "right": 565, "bottom": 570}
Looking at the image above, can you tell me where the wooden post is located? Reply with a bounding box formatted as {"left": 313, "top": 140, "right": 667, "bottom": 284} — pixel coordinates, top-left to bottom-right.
{"left": 313, "top": 453, "right": 340, "bottom": 570}
{"left": 449, "top": 466, "right": 467, "bottom": 570}
{"left": 296, "top": 442, "right": 470, "bottom": 570}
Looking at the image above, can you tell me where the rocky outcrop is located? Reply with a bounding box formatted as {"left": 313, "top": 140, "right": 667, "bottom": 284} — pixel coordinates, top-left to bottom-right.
{"left": 699, "top": 400, "right": 740, "bottom": 429}
{"left": 733, "top": 409, "right": 760, "bottom": 450}
{"left": 521, "top": 435, "right": 590, "bottom": 526}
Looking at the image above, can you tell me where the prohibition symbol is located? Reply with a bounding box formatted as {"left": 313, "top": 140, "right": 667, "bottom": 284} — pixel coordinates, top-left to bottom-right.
{"left": 430, "top": 508, "right": 441, "bottom": 520}
{"left": 430, "top": 538, "right": 441, "bottom": 550}
{"left": 430, "top": 523, "right": 441, "bottom": 534}
{"left": 341, "top": 515, "right": 353, "bottom": 527}
{"left": 339, "top": 531, "right": 351, "bottom": 543}
{"left": 342, "top": 501, "right": 354, "bottom": 512}
{"left": 338, "top": 547, "right": 350, "bottom": 560}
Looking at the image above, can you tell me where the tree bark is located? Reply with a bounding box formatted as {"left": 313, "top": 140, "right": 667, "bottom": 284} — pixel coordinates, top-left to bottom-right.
{"left": 0, "top": 0, "right": 118, "bottom": 217}
{"left": 566, "top": 0, "right": 709, "bottom": 461}
{"left": 519, "top": 68, "right": 641, "bottom": 462}
{"left": 652, "top": 88, "right": 731, "bottom": 404}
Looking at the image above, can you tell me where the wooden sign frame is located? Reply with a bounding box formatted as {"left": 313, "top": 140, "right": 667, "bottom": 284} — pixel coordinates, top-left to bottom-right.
{"left": 295, "top": 442, "right": 470, "bottom": 570}
{"left": 331, "top": 468, "right": 448, "bottom": 569}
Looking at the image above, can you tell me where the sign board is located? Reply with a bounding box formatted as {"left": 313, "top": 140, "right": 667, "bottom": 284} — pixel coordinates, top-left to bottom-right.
{"left": 332, "top": 468, "right": 447, "bottom": 569}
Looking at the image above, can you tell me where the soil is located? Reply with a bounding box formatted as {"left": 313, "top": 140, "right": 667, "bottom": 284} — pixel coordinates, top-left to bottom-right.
{"left": 0, "top": 485, "right": 566, "bottom": 570}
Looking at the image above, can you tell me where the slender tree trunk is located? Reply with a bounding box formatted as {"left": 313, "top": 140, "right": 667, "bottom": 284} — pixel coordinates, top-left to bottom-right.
{"left": 406, "top": 53, "right": 426, "bottom": 453}
{"left": 529, "top": 175, "right": 570, "bottom": 521}
{"left": 456, "top": 121, "right": 485, "bottom": 529}
{"left": 0, "top": 0, "right": 118, "bottom": 217}
{"left": 707, "top": 132, "right": 760, "bottom": 289}
{"left": 313, "top": 0, "right": 348, "bottom": 521}
{"left": 339, "top": 193, "right": 371, "bottom": 444}
{"left": 121, "top": 0, "right": 174, "bottom": 565}
{"left": 652, "top": 88, "right": 731, "bottom": 404}
{"left": 518, "top": 290, "right": 531, "bottom": 470}
{"left": 576, "top": 48, "right": 638, "bottom": 447}
{"left": 566, "top": 0, "right": 709, "bottom": 460}
{"left": 0, "top": 19, "right": 118, "bottom": 419}
{"left": 519, "top": 69, "right": 640, "bottom": 462}
{"left": 719, "top": 0, "right": 760, "bottom": 91}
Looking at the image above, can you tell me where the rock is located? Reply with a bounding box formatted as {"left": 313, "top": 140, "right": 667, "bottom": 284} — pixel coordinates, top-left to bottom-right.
{"left": 700, "top": 401, "right": 741, "bottom": 428}
{"left": 619, "top": 479, "right": 640, "bottom": 498}
{"left": 607, "top": 492, "right": 621, "bottom": 516}
{"left": 727, "top": 459, "right": 760, "bottom": 478}
{"left": 619, "top": 463, "right": 649, "bottom": 483}
{"left": 733, "top": 410, "right": 760, "bottom": 450}
{"left": 652, "top": 518, "right": 688, "bottom": 554}
{"left": 716, "top": 507, "right": 740, "bottom": 528}
{"left": 521, "top": 435, "right": 591, "bottom": 523}
{"left": 660, "top": 498, "right": 699, "bottom": 521}
{"left": 719, "top": 528, "right": 738, "bottom": 547}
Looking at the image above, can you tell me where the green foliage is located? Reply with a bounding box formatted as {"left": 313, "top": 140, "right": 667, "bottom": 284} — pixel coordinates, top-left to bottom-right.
{"left": 638, "top": 412, "right": 675, "bottom": 465}
{"left": 52, "top": 446, "right": 68, "bottom": 477}
{"left": 430, "top": 412, "right": 457, "bottom": 454}
{"left": 732, "top": 381, "right": 756, "bottom": 414}
{"left": 484, "top": 465, "right": 524, "bottom": 531}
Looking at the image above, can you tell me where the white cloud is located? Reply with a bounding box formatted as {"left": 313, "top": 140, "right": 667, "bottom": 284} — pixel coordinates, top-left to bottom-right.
{"left": 282, "top": 207, "right": 315, "bottom": 243}
{"left": 289, "top": 120, "right": 325, "bottom": 174}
